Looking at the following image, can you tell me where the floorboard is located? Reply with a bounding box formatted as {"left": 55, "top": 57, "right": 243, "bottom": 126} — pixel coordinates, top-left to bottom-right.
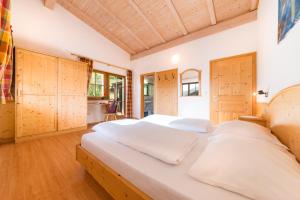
{"left": 0, "top": 129, "right": 113, "bottom": 200}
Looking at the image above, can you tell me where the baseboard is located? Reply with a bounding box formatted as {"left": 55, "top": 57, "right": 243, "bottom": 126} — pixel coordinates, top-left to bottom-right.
{"left": 0, "top": 137, "right": 14, "bottom": 144}
{"left": 15, "top": 126, "right": 87, "bottom": 143}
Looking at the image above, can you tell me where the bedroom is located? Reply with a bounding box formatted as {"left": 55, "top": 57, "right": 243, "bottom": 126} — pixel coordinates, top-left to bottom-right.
{"left": 0, "top": 0, "right": 300, "bottom": 199}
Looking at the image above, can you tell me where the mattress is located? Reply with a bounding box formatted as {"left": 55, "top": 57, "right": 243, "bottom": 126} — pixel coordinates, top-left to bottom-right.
{"left": 81, "top": 132, "right": 249, "bottom": 200}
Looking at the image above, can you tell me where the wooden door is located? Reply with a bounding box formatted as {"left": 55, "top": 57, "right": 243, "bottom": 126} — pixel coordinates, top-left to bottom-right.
{"left": 155, "top": 69, "right": 178, "bottom": 116}
{"left": 16, "top": 49, "right": 58, "bottom": 137}
{"left": 210, "top": 53, "right": 256, "bottom": 124}
{"left": 58, "top": 59, "right": 87, "bottom": 131}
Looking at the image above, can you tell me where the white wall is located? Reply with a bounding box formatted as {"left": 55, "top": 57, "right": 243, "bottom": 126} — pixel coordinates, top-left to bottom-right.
{"left": 11, "top": 0, "right": 130, "bottom": 67}
{"left": 257, "top": 0, "right": 300, "bottom": 102}
{"left": 132, "top": 21, "right": 258, "bottom": 119}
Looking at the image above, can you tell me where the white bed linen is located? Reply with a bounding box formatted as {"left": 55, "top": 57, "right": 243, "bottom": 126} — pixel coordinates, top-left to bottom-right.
{"left": 81, "top": 132, "right": 249, "bottom": 200}
{"left": 92, "top": 121, "right": 199, "bottom": 164}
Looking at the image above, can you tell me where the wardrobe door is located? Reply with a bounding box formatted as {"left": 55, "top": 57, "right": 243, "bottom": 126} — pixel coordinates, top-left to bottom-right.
{"left": 58, "top": 59, "right": 87, "bottom": 131}
{"left": 16, "top": 49, "right": 58, "bottom": 137}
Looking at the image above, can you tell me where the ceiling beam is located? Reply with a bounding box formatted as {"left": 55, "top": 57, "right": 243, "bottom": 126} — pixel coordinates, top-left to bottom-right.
{"left": 164, "top": 0, "right": 188, "bottom": 35}
{"left": 44, "top": 0, "right": 56, "bottom": 9}
{"left": 58, "top": 0, "right": 136, "bottom": 54}
{"left": 206, "top": 0, "right": 217, "bottom": 25}
{"left": 131, "top": 11, "right": 257, "bottom": 60}
{"left": 250, "top": 0, "right": 259, "bottom": 11}
{"left": 128, "top": 0, "right": 166, "bottom": 43}
{"left": 95, "top": 1, "right": 150, "bottom": 50}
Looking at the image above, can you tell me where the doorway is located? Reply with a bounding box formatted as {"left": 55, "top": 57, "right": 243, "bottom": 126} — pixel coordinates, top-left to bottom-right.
{"left": 140, "top": 73, "right": 155, "bottom": 118}
{"left": 210, "top": 52, "right": 257, "bottom": 124}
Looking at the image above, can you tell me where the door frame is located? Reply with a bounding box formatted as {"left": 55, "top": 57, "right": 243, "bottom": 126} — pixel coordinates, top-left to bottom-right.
{"left": 209, "top": 52, "right": 257, "bottom": 123}
{"left": 140, "top": 73, "right": 155, "bottom": 119}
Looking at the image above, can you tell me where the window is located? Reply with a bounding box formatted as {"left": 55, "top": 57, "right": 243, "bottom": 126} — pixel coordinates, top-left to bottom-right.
{"left": 88, "top": 71, "right": 105, "bottom": 97}
{"left": 88, "top": 70, "right": 126, "bottom": 114}
{"left": 182, "top": 82, "right": 199, "bottom": 96}
{"left": 180, "top": 69, "right": 201, "bottom": 96}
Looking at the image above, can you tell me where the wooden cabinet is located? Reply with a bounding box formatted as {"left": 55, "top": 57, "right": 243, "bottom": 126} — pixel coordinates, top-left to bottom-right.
{"left": 58, "top": 59, "right": 87, "bottom": 131}
{"left": 15, "top": 49, "right": 87, "bottom": 141}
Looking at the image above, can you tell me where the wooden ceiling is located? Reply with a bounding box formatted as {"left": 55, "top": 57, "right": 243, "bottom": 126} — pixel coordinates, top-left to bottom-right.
{"left": 46, "top": 0, "right": 259, "bottom": 60}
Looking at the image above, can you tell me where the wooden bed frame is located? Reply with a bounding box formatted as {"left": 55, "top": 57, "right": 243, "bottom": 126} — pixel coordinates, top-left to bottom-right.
{"left": 76, "top": 145, "right": 152, "bottom": 200}
{"left": 76, "top": 84, "right": 300, "bottom": 200}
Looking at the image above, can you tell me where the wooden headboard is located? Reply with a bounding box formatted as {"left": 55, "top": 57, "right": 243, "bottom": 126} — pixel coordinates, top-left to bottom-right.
{"left": 266, "top": 84, "right": 300, "bottom": 161}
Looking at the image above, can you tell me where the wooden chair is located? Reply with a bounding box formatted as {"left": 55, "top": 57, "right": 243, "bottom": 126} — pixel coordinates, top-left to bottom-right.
{"left": 104, "top": 100, "right": 118, "bottom": 122}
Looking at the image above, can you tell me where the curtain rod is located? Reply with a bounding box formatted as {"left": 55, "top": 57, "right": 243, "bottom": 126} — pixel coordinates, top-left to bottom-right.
{"left": 70, "top": 53, "right": 130, "bottom": 71}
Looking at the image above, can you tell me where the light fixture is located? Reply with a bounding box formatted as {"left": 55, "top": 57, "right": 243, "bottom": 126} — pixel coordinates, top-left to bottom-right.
{"left": 257, "top": 90, "right": 269, "bottom": 97}
{"left": 171, "top": 54, "right": 180, "bottom": 65}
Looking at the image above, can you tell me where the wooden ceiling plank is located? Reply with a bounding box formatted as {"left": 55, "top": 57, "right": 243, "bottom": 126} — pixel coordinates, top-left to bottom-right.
{"left": 128, "top": 0, "right": 166, "bottom": 43}
{"left": 250, "top": 0, "right": 259, "bottom": 11}
{"left": 94, "top": 0, "right": 150, "bottom": 50}
{"left": 58, "top": 0, "right": 135, "bottom": 54}
{"left": 206, "top": 0, "right": 217, "bottom": 25}
{"left": 131, "top": 10, "right": 257, "bottom": 60}
{"left": 44, "top": 0, "right": 56, "bottom": 9}
{"left": 164, "top": 0, "right": 188, "bottom": 35}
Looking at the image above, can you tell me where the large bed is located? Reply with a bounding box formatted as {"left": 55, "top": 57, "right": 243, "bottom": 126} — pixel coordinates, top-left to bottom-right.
{"left": 77, "top": 84, "right": 300, "bottom": 200}
{"left": 80, "top": 132, "right": 247, "bottom": 200}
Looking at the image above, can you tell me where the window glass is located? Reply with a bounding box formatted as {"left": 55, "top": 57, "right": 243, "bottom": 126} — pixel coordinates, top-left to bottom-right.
{"left": 88, "top": 71, "right": 104, "bottom": 98}
{"left": 182, "top": 84, "right": 189, "bottom": 96}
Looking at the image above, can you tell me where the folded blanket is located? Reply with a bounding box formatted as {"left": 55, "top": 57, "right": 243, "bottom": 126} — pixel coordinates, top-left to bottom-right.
{"left": 93, "top": 121, "right": 199, "bottom": 165}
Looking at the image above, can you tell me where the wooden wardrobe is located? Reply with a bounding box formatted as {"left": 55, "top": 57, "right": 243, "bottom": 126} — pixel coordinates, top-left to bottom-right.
{"left": 15, "top": 49, "right": 87, "bottom": 142}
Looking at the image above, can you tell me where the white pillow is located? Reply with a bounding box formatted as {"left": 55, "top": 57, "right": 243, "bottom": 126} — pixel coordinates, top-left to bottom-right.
{"left": 168, "top": 118, "right": 213, "bottom": 133}
{"left": 213, "top": 120, "right": 287, "bottom": 149}
{"left": 188, "top": 134, "right": 300, "bottom": 200}
{"left": 141, "top": 114, "right": 178, "bottom": 126}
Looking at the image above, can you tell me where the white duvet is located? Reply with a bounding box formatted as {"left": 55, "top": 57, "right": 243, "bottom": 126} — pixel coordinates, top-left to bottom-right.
{"left": 92, "top": 121, "right": 199, "bottom": 165}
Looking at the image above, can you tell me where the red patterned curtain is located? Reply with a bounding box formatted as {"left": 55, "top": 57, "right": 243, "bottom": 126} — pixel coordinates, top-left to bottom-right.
{"left": 79, "top": 57, "right": 93, "bottom": 90}
{"left": 126, "top": 70, "right": 133, "bottom": 118}
{"left": 0, "top": 0, "right": 13, "bottom": 104}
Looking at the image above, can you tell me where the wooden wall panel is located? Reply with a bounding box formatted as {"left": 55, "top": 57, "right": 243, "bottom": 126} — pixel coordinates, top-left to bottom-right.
{"left": 155, "top": 69, "right": 178, "bottom": 116}
{"left": 58, "top": 59, "right": 87, "bottom": 131}
{"left": 0, "top": 103, "right": 15, "bottom": 142}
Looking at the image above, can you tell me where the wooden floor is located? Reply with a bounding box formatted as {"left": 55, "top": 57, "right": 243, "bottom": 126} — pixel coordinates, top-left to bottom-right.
{"left": 0, "top": 130, "right": 114, "bottom": 200}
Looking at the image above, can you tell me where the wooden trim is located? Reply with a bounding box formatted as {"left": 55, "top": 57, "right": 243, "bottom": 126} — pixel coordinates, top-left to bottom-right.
{"left": 131, "top": 11, "right": 257, "bottom": 60}
{"left": 252, "top": 52, "right": 257, "bottom": 115}
{"left": 180, "top": 69, "right": 202, "bottom": 97}
{"left": 44, "top": 0, "right": 56, "bottom": 9}
{"left": 206, "top": 0, "right": 217, "bottom": 25}
{"left": 94, "top": 1, "right": 149, "bottom": 50}
{"left": 250, "top": 0, "right": 259, "bottom": 11}
{"left": 140, "top": 75, "right": 145, "bottom": 119}
{"left": 128, "top": 0, "right": 166, "bottom": 43}
{"left": 70, "top": 53, "right": 130, "bottom": 71}
{"left": 58, "top": 1, "right": 136, "bottom": 54}
{"left": 15, "top": 126, "right": 87, "bottom": 143}
{"left": 164, "top": 0, "right": 188, "bottom": 35}
{"left": 140, "top": 73, "right": 155, "bottom": 119}
{"left": 76, "top": 145, "right": 152, "bottom": 200}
